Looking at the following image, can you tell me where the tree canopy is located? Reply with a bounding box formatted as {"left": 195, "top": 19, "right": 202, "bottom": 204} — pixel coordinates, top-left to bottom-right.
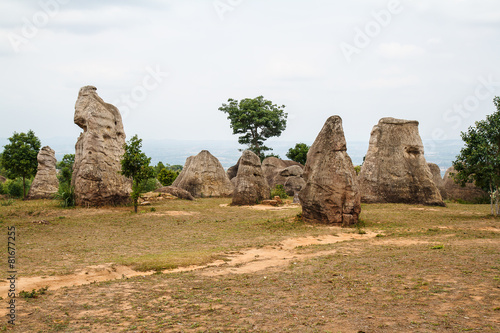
{"left": 219, "top": 96, "right": 287, "bottom": 159}
{"left": 121, "top": 135, "right": 155, "bottom": 213}
{"left": 452, "top": 96, "right": 500, "bottom": 215}
{"left": 286, "top": 143, "right": 310, "bottom": 165}
{"left": 2, "top": 130, "right": 41, "bottom": 198}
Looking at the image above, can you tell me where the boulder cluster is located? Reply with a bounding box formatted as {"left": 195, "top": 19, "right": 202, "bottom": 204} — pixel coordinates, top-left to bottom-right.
{"left": 26, "top": 85, "right": 485, "bottom": 224}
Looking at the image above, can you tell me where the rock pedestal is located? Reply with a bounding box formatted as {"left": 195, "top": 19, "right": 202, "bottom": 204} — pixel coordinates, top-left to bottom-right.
{"left": 358, "top": 118, "right": 445, "bottom": 206}
{"left": 172, "top": 150, "right": 233, "bottom": 198}
{"left": 232, "top": 150, "right": 270, "bottom": 205}
{"left": 299, "top": 116, "right": 361, "bottom": 226}
{"left": 72, "top": 86, "right": 131, "bottom": 206}
{"left": 27, "top": 146, "right": 59, "bottom": 199}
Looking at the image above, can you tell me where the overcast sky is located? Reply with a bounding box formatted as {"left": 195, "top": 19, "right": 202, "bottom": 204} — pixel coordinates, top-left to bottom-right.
{"left": 1, "top": 0, "right": 500, "bottom": 152}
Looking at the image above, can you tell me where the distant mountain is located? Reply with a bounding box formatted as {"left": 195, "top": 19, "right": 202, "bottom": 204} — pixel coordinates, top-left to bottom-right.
{"left": 1, "top": 137, "right": 463, "bottom": 176}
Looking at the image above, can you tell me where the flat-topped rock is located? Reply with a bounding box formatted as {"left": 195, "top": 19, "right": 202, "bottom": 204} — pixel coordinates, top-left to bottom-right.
{"left": 358, "top": 117, "right": 444, "bottom": 206}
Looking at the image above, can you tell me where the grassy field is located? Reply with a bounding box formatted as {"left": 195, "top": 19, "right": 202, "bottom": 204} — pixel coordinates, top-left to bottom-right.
{"left": 0, "top": 197, "right": 499, "bottom": 332}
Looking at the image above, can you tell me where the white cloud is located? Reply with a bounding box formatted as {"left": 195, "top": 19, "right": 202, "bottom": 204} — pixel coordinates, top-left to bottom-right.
{"left": 376, "top": 43, "right": 425, "bottom": 59}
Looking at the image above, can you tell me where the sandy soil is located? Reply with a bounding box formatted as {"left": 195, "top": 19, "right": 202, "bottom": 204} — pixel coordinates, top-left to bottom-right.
{"left": 0, "top": 230, "right": 377, "bottom": 314}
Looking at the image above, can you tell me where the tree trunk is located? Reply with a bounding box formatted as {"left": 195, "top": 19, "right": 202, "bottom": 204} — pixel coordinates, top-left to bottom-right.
{"left": 23, "top": 175, "right": 26, "bottom": 199}
{"left": 490, "top": 183, "right": 494, "bottom": 216}
{"left": 134, "top": 199, "right": 138, "bottom": 213}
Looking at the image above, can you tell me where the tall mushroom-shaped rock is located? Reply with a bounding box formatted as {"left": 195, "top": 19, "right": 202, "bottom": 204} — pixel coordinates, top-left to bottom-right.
{"left": 232, "top": 150, "right": 270, "bottom": 205}
{"left": 299, "top": 116, "right": 361, "bottom": 226}
{"left": 71, "top": 86, "right": 132, "bottom": 206}
{"left": 26, "top": 146, "right": 59, "bottom": 199}
{"left": 172, "top": 150, "right": 234, "bottom": 198}
{"left": 358, "top": 117, "right": 444, "bottom": 206}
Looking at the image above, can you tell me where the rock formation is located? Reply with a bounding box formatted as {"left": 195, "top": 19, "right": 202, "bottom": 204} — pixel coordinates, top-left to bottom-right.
{"left": 172, "top": 150, "right": 233, "bottom": 198}
{"left": 441, "top": 167, "right": 488, "bottom": 202}
{"left": 299, "top": 116, "right": 361, "bottom": 225}
{"left": 358, "top": 118, "right": 445, "bottom": 206}
{"left": 261, "top": 157, "right": 302, "bottom": 188}
{"left": 26, "top": 146, "right": 59, "bottom": 199}
{"left": 72, "top": 86, "right": 132, "bottom": 206}
{"left": 428, "top": 163, "right": 444, "bottom": 189}
{"left": 232, "top": 150, "right": 270, "bottom": 205}
{"left": 155, "top": 186, "right": 195, "bottom": 200}
{"left": 0, "top": 176, "right": 6, "bottom": 183}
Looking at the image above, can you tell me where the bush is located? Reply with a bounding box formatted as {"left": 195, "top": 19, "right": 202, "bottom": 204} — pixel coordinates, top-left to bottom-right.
{"left": 54, "top": 183, "right": 75, "bottom": 208}
{"left": 157, "top": 168, "right": 178, "bottom": 186}
{"left": 270, "top": 184, "right": 288, "bottom": 199}
{"left": 3, "top": 178, "right": 31, "bottom": 198}
{"left": 141, "top": 177, "right": 162, "bottom": 193}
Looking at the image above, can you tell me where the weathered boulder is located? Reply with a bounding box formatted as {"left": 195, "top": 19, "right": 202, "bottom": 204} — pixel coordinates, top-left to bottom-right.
{"left": 0, "top": 176, "right": 6, "bottom": 183}
{"left": 172, "top": 150, "right": 233, "bottom": 198}
{"left": 428, "top": 163, "right": 444, "bottom": 189}
{"left": 155, "top": 186, "right": 195, "bottom": 200}
{"left": 261, "top": 157, "right": 302, "bottom": 188}
{"left": 27, "top": 146, "right": 59, "bottom": 199}
{"left": 280, "top": 165, "right": 303, "bottom": 178}
{"left": 232, "top": 150, "right": 270, "bottom": 205}
{"left": 441, "top": 167, "right": 488, "bottom": 202}
{"left": 358, "top": 118, "right": 445, "bottom": 206}
{"left": 72, "top": 86, "right": 132, "bottom": 206}
{"left": 299, "top": 116, "right": 361, "bottom": 225}
{"left": 284, "top": 176, "right": 306, "bottom": 196}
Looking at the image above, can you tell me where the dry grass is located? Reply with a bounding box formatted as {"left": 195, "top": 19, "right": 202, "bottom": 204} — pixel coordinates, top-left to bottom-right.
{"left": 0, "top": 199, "right": 499, "bottom": 332}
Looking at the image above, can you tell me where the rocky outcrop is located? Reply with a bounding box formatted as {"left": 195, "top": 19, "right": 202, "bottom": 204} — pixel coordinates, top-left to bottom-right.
{"left": 155, "top": 186, "right": 195, "bottom": 200}
{"left": 26, "top": 146, "right": 59, "bottom": 199}
{"left": 261, "top": 157, "right": 302, "bottom": 188}
{"left": 72, "top": 86, "right": 132, "bottom": 206}
{"left": 232, "top": 150, "right": 270, "bottom": 205}
{"left": 299, "top": 116, "right": 361, "bottom": 226}
{"left": 441, "top": 167, "right": 488, "bottom": 202}
{"left": 172, "top": 150, "right": 233, "bottom": 198}
{"left": 428, "top": 163, "right": 444, "bottom": 189}
{"left": 358, "top": 118, "right": 445, "bottom": 206}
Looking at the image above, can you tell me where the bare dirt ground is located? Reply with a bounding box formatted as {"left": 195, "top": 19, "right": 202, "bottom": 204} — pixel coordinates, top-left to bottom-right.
{"left": 1, "top": 199, "right": 499, "bottom": 332}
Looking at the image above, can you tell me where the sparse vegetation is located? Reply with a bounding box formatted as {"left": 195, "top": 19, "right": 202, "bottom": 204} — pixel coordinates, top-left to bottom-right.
{"left": 270, "top": 184, "right": 289, "bottom": 199}
{"left": 0, "top": 199, "right": 498, "bottom": 331}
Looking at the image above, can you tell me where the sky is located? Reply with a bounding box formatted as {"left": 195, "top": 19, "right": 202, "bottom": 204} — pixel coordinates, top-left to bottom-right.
{"left": 1, "top": 0, "right": 500, "bottom": 158}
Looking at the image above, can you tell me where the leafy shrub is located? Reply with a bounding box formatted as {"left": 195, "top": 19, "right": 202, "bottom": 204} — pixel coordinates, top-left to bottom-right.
{"left": 354, "top": 165, "right": 361, "bottom": 175}
{"left": 157, "top": 168, "right": 178, "bottom": 186}
{"left": 141, "top": 178, "right": 162, "bottom": 193}
{"left": 19, "top": 286, "right": 48, "bottom": 298}
{"left": 4, "top": 178, "right": 31, "bottom": 198}
{"left": 54, "top": 183, "right": 75, "bottom": 208}
{"left": 270, "top": 184, "right": 288, "bottom": 199}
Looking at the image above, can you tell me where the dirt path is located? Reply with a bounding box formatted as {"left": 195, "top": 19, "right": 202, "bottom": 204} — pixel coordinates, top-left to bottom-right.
{"left": 0, "top": 230, "right": 377, "bottom": 316}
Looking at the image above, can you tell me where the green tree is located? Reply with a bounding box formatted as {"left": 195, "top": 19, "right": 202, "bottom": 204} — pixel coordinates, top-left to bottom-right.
{"left": 169, "top": 164, "right": 183, "bottom": 172}
{"left": 154, "top": 161, "right": 166, "bottom": 176}
{"left": 157, "top": 168, "right": 178, "bottom": 186}
{"left": 0, "top": 153, "right": 6, "bottom": 177}
{"left": 286, "top": 143, "right": 310, "bottom": 165}
{"left": 219, "top": 96, "right": 287, "bottom": 159}
{"left": 452, "top": 96, "right": 500, "bottom": 216}
{"left": 2, "top": 130, "right": 41, "bottom": 199}
{"left": 56, "top": 154, "right": 75, "bottom": 185}
{"left": 121, "top": 135, "right": 155, "bottom": 213}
